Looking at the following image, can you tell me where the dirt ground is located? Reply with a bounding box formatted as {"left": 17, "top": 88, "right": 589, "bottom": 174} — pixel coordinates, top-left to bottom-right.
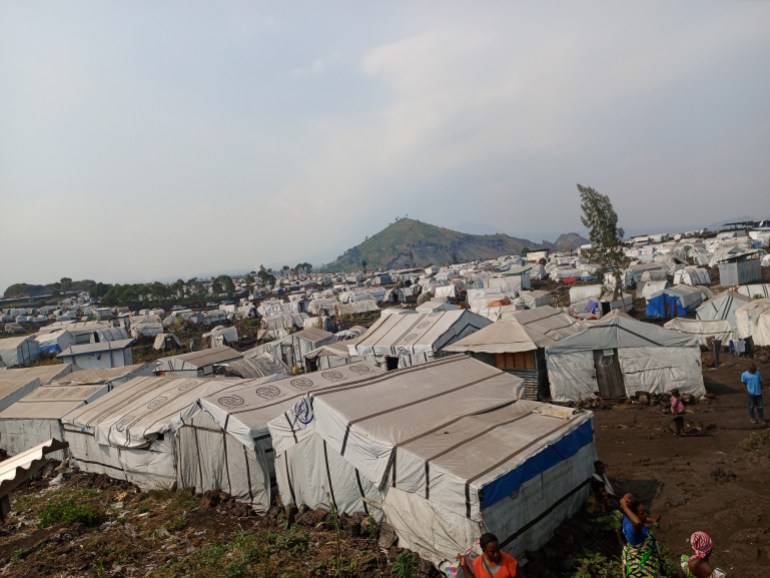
{"left": 0, "top": 352, "right": 768, "bottom": 577}
{"left": 588, "top": 352, "right": 770, "bottom": 576}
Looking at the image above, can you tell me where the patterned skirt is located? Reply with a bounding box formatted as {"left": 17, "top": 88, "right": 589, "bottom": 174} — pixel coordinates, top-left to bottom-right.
{"left": 621, "top": 535, "right": 662, "bottom": 578}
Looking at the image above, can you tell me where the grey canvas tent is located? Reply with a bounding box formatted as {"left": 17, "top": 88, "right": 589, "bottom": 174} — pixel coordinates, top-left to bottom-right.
{"left": 546, "top": 311, "right": 705, "bottom": 401}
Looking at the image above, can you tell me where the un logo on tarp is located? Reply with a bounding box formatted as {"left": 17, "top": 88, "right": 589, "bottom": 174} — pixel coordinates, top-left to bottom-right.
{"left": 256, "top": 385, "right": 282, "bottom": 399}
{"left": 291, "top": 397, "right": 314, "bottom": 427}
{"left": 217, "top": 395, "right": 245, "bottom": 408}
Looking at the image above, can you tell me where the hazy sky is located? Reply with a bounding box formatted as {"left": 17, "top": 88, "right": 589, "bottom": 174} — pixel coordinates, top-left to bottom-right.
{"left": 2, "top": 1, "right": 769, "bottom": 290}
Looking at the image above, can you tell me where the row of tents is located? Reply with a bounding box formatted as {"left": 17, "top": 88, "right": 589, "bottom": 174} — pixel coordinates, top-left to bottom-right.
{"left": 0, "top": 356, "right": 595, "bottom": 570}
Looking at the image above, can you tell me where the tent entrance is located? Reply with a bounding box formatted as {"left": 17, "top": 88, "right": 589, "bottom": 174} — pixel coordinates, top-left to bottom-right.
{"left": 593, "top": 349, "right": 625, "bottom": 398}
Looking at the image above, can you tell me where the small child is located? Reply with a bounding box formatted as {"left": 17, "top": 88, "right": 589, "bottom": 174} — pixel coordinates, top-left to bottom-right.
{"left": 670, "top": 388, "right": 685, "bottom": 435}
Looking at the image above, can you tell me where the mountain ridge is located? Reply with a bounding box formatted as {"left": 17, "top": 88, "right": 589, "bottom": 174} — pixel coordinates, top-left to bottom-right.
{"left": 322, "top": 218, "right": 587, "bottom": 272}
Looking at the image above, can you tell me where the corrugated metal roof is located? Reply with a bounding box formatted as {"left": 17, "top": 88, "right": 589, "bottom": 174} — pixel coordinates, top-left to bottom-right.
{"left": 0, "top": 438, "right": 69, "bottom": 499}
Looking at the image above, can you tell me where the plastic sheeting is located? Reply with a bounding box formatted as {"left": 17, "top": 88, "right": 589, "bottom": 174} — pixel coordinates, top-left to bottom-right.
{"left": 735, "top": 299, "right": 770, "bottom": 345}
{"left": 663, "top": 318, "right": 733, "bottom": 347}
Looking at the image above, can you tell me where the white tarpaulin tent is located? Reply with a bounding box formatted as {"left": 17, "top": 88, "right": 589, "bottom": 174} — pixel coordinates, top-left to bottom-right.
{"left": 176, "top": 362, "right": 383, "bottom": 513}
{"left": 0, "top": 365, "right": 73, "bottom": 413}
{"left": 696, "top": 290, "right": 750, "bottom": 331}
{"left": 0, "top": 383, "right": 109, "bottom": 457}
{"left": 738, "top": 284, "right": 770, "bottom": 300}
{"left": 546, "top": 311, "right": 705, "bottom": 401}
{"left": 351, "top": 310, "right": 491, "bottom": 368}
{"left": 734, "top": 299, "right": 770, "bottom": 345}
{"left": 269, "top": 357, "right": 592, "bottom": 566}
{"left": 663, "top": 318, "right": 733, "bottom": 348}
{"left": 61, "top": 375, "right": 259, "bottom": 488}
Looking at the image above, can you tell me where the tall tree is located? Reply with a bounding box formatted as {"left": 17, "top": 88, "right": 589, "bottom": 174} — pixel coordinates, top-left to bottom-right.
{"left": 578, "top": 184, "right": 630, "bottom": 299}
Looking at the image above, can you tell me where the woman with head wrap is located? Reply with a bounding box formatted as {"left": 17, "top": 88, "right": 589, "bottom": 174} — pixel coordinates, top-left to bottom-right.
{"left": 678, "top": 531, "right": 727, "bottom": 578}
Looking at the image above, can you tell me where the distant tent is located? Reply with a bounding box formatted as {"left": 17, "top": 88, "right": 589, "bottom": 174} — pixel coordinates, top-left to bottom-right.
{"left": 696, "top": 290, "right": 749, "bottom": 331}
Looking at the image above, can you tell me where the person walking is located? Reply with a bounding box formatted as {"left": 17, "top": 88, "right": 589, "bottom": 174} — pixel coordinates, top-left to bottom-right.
{"left": 741, "top": 363, "right": 765, "bottom": 426}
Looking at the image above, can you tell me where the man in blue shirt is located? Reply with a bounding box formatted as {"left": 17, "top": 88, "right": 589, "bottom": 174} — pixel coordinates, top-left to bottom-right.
{"left": 741, "top": 363, "right": 765, "bottom": 425}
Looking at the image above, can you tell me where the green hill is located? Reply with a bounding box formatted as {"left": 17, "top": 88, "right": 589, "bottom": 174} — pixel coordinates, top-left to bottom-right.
{"left": 322, "top": 218, "right": 548, "bottom": 272}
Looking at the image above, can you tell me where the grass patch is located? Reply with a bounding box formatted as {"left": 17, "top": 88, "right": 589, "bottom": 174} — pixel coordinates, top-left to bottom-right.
{"left": 740, "top": 429, "right": 770, "bottom": 451}
{"left": 38, "top": 491, "right": 103, "bottom": 528}
{"left": 154, "top": 527, "right": 312, "bottom": 578}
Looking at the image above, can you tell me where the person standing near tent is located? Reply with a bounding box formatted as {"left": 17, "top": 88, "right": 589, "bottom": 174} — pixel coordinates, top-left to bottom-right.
{"left": 619, "top": 493, "right": 664, "bottom": 577}
{"left": 671, "top": 389, "right": 686, "bottom": 435}
{"left": 741, "top": 363, "right": 765, "bottom": 426}
{"left": 678, "top": 531, "right": 727, "bottom": 577}
{"left": 457, "top": 532, "right": 525, "bottom": 578}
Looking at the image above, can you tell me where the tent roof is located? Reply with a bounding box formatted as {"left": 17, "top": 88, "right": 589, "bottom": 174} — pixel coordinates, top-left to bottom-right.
{"left": 270, "top": 355, "right": 524, "bottom": 488}
{"left": 61, "top": 375, "right": 269, "bottom": 448}
{"left": 444, "top": 320, "right": 553, "bottom": 354}
{"left": 0, "top": 365, "right": 73, "bottom": 396}
{"left": 53, "top": 363, "right": 151, "bottom": 385}
{"left": 547, "top": 311, "right": 698, "bottom": 354}
{"left": 198, "top": 362, "right": 384, "bottom": 448}
{"left": 58, "top": 338, "right": 134, "bottom": 357}
{"left": 292, "top": 327, "right": 334, "bottom": 342}
{"left": 501, "top": 305, "right": 584, "bottom": 341}
{"left": 355, "top": 309, "right": 491, "bottom": 353}
{"left": 156, "top": 346, "right": 242, "bottom": 371}
{"left": 0, "top": 384, "right": 107, "bottom": 419}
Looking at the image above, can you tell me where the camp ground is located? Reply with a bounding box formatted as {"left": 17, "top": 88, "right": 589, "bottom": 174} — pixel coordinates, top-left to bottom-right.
{"left": 546, "top": 311, "right": 705, "bottom": 401}
{"left": 175, "top": 362, "right": 384, "bottom": 513}
{"left": 268, "top": 356, "right": 592, "bottom": 565}
{"left": 61, "top": 375, "right": 273, "bottom": 489}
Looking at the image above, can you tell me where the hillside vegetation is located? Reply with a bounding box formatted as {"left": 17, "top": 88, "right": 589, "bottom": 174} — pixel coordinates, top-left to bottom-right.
{"left": 323, "top": 218, "right": 569, "bottom": 272}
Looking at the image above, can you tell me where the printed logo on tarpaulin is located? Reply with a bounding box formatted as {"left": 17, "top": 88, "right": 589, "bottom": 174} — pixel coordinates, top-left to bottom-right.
{"left": 218, "top": 395, "right": 245, "bottom": 408}
{"left": 290, "top": 377, "right": 314, "bottom": 390}
{"left": 114, "top": 415, "right": 136, "bottom": 433}
{"left": 321, "top": 370, "right": 344, "bottom": 381}
{"left": 348, "top": 364, "right": 370, "bottom": 374}
{"left": 147, "top": 396, "right": 168, "bottom": 409}
{"left": 255, "top": 385, "right": 282, "bottom": 399}
{"left": 177, "top": 381, "right": 198, "bottom": 392}
{"left": 288, "top": 397, "right": 314, "bottom": 428}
